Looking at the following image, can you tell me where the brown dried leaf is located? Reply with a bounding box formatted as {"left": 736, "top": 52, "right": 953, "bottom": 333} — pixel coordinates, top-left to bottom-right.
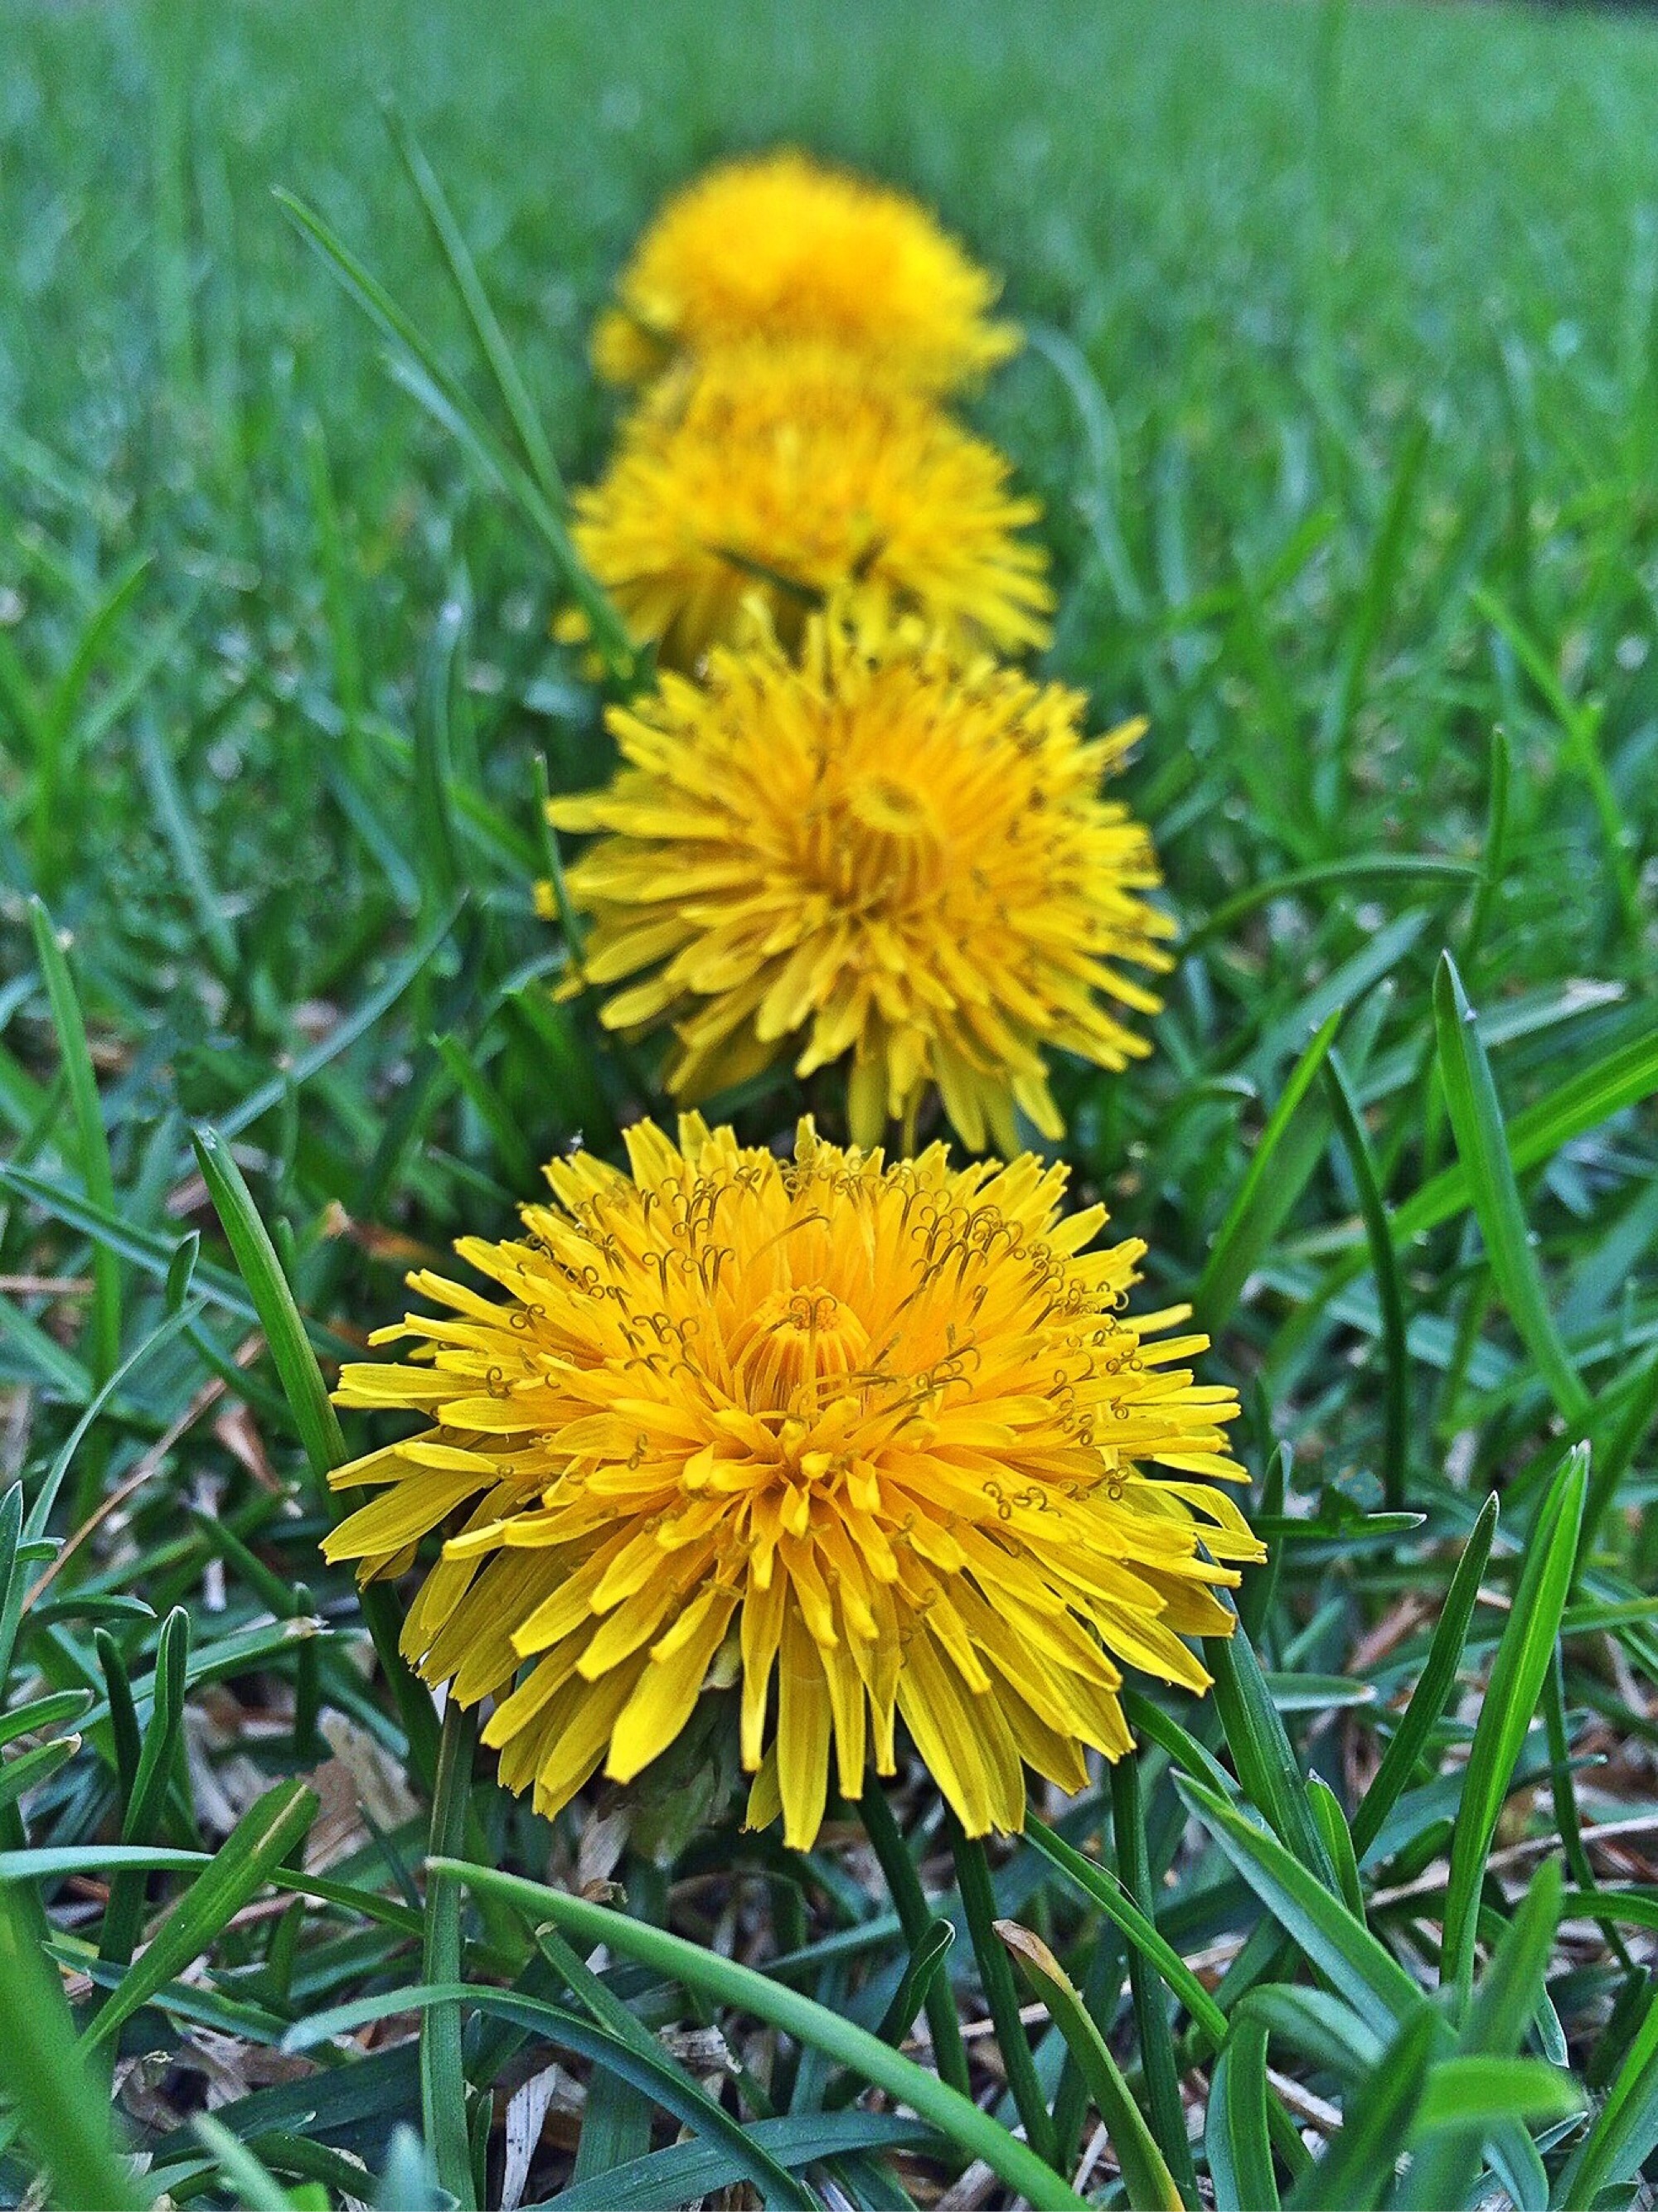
{"left": 316, "top": 1711, "right": 422, "bottom": 1837}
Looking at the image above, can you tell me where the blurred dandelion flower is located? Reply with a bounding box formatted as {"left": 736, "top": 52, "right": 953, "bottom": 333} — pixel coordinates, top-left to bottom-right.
{"left": 568, "top": 346, "right": 1051, "bottom": 666}
{"left": 325, "top": 1116, "right": 1259, "bottom": 1849}
{"left": 545, "top": 607, "right": 1173, "bottom": 1153}
{"left": 592, "top": 148, "right": 1020, "bottom": 394}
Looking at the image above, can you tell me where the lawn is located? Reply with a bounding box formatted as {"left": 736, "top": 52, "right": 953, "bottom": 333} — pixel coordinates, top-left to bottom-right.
{"left": 2, "top": 0, "right": 1657, "bottom": 2205}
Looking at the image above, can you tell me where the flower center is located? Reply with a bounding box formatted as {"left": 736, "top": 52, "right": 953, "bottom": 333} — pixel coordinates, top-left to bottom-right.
{"left": 799, "top": 774, "right": 945, "bottom": 912}
{"left": 729, "top": 1283, "right": 870, "bottom": 1411}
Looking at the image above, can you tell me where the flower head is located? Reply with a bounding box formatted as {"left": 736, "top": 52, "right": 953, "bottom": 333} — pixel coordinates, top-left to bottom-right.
{"left": 592, "top": 148, "right": 1019, "bottom": 394}
{"left": 325, "top": 1116, "right": 1259, "bottom": 1850}
{"left": 570, "top": 346, "right": 1051, "bottom": 666}
{"left": 547, "top": 609, "right": 1174, "bottom": 1153}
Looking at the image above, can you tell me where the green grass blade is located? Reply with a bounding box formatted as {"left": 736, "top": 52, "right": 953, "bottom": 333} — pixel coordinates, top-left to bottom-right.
{"left": 1206, "top": 2014, "right": 1278, "bottom": 2212}
{"left": 999, "top": 1920, "right": 1184, "bottom": 2212}
{"left": 1110, "top": 1753, "right": 1200, "bottom": 2204}
{"left": 1471, "top": 584, "right": 1642, "bottom": 936}
{"left": 428, "top": 1860, "right": 1095, "bottom": 2212}
{"left": 1174, "top": 1774, "right": 1423, "bottom": 2032}
{"left": 1413, "top": 2058, "right": 1582, "bottom": 2136}
{"left": 1121, "top": 1687, "right": 1239, "bottom": 1800}
{"left": 0, "top": 1281, "right": 90, "bottom": 1398}
{"left": 535, "top": 1919, "right": 781, "bottom": 2147}
{"left": 1197, "top": 1007, "right": 1341, "bottom": 1328}
{"left": 1392, "top": 1019, "right": 1658, "bottom": 1254}
{"left": 1577, "top": 1345, "right": 1658, "bottom": 1585}
{"left": 272, "top": 187, "right": 511, "bottom": 472}
{"left": 290, "top": 1977, "right": 822, "bottom": 2211}
{"left": 191, "top": 1125, "right": 439, "bottom": 1785}
{"left": 85, "top": 1777, "right": 318, "bottom": 2047}
{"left": 0, "top": 1843, "right": 212, "bottom": 1880}
{"left": 191, "top": 1125, "right": 343, "bottom": 1496}
{"left": 99, "top": 1605, "right": 191, "bottom": 1974}
{"left": 421, "top": 1701, "right": 478, "bottom": 2210}
{"left": 1287, "top": 2006, "right": 1437, "bottom": 2212}
{"left": 274, "top": 187, "right": 633, "bottom": 680}
{"left": 218, "top": 893, "right": 466, "bottom": 1140}
{"left": 534, "top": 752, "right": 591, "bottom": 987}
{"left": 1180, "top": 855, "right": 1478, "bottom": 958}
{"left": 135, "top": 714, "right": 238, "bottom": 980}
{"left": 1401, "top": 1859, "right": 1568, "bottom": 2210}
{"left": 68, "top": 1615, "right": 330, "bottom": 1740}
{"left": 571, "top": 2069, "right": 651, "bottom": 2191}
{"left": 0, "top": 1731, "right": 80, "bottom": 1818}
{"left": 1, "top": 1844, "right": 419, "bottom": 1941}
{"left": 0, "top": 1883, "right": 146, "bottom": 2210}
{"left": 874, "top": 1916, "right": 954, "bottom": 2049}
{"left": 948, "top": 1816, "right": 1059, "bottom": 2170}
{"left": 1234, "top": 1985, "right": 1383, "bottom": 2079}
{"left": 191, "top": 2113, "right": 298, "bottom": 2212}
{"left": 858, "top": 1783, "right": 972, "bottom": 2098}
{"left": 1205, "top": 1617, "right": 1340, "bottom": 1890}
{"left": 1350, "top": 1491, "right": 1498, "bottom": 1859}
{"left": 0, "top": 625, "right": 48, "bottom": 764}
{"left": 535, "top": 1921, "right": 819, "bottom": 2200}
{"left": 1239, "top": 1442, "right": 1288, "bottom": 1642}
{"left": 1441, "top": 1445, "right": 1588, "bottom": 2006}
{"left": 536, "top": 2113, "right": 929, "bottom": 2212}
{"left": 122, "top": 1605, "right": 191, "bottom": 1847}
{"left": 1025, "top": 1813, "right": 1227, "bottom": 2042}
{"left": 1433, "top": 953, "right": 1590, "bottom": 1425}
{"left": 0, "top": 1160, "right": 313, "bottom": 1345}
{"left": 1314, "top": 413, "right": 1431, "bottom": 825}
{"left": 11, "top": 1299, "right": 201, "bottom": 1576}
{"left": 165, "top": 1228, "right": 200, "bottom": 1314}
{"left": 29, "top": 898, "right": 120, "bottom": 1385}
{"left": 382, "top": 101, "right": 565, "bottom": 508}
{"left": 434, "top": 1033, "right": 541, "bottom": 1192}
{"left": 1408, "top": 2061, "right": 1576, "bottom": 2150}
{"left": 1307, "top": 1778, "right": 1364, "bottom": 1917}
{"left": 33, "top": 553, "right": 151, "bottom": 892}
{"left": 96, "top": 1629, "right": 139, "bottom": 1803}
{"left": 1554, "top": 1981, "right": 1658, "bottom": 2209}
{"left": 0, "top": 1484, "right": 23, "bottom": 1704}
{"left": 1323, "top": 1049, "right": 1409, "bottom": 1508}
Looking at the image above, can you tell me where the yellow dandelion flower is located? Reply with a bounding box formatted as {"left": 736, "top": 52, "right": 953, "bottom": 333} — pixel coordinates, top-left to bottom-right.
{"left": 545, "top": 608, "right": 1175, "bottom": 1154}
{"left": 592, "top": 148, "right": 1019, "bottom": 394}
{"left": 570, "top": 346, "right": 1052, "bottom": 666}
{"left": 325, "top": 1116, "right": 1260, "bottom": 1850}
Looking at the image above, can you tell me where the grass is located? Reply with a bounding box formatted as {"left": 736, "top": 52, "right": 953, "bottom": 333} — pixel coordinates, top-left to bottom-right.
{"left": 1, "top": 0, "right": 1656, "bottom": 2204}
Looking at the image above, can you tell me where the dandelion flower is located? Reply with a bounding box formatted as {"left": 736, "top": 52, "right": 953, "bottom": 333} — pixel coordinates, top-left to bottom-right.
{"left": 569, "top": 346, "right": 1051, "bottom": 666}
{"left": 592, "top": 148, "right": 1019, "bottom": 394}
{"left": 325, "top": 1116, "right": 1259, "bottom": 1849}
{"left": 546, "top": 608, "right": 1173, "bottom": 1153}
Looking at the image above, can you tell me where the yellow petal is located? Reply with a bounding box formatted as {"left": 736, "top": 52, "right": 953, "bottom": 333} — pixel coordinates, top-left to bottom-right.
{"left": 605, "top": 1588, "right": 737, "bottom": 1784}
{"left": 776, "top": 1607, "right": 832, "bottom": 1850}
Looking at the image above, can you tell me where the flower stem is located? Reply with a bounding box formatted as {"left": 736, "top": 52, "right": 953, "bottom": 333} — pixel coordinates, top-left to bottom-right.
{"left": 423, "top": 1698, "right": 479, "bottom": 2209}
{"left": 1110, "top": 1755, "right": 1199, "bottom": 2205}
{"left": 1051, "top": 1909, "right": 1124, "bottom": 2170}
{"left": 859, "top": 1784, "right": 972, "bottom": 2098}
{"left": 947, "top": 1813, "right": 1059, "bottom": 2171}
